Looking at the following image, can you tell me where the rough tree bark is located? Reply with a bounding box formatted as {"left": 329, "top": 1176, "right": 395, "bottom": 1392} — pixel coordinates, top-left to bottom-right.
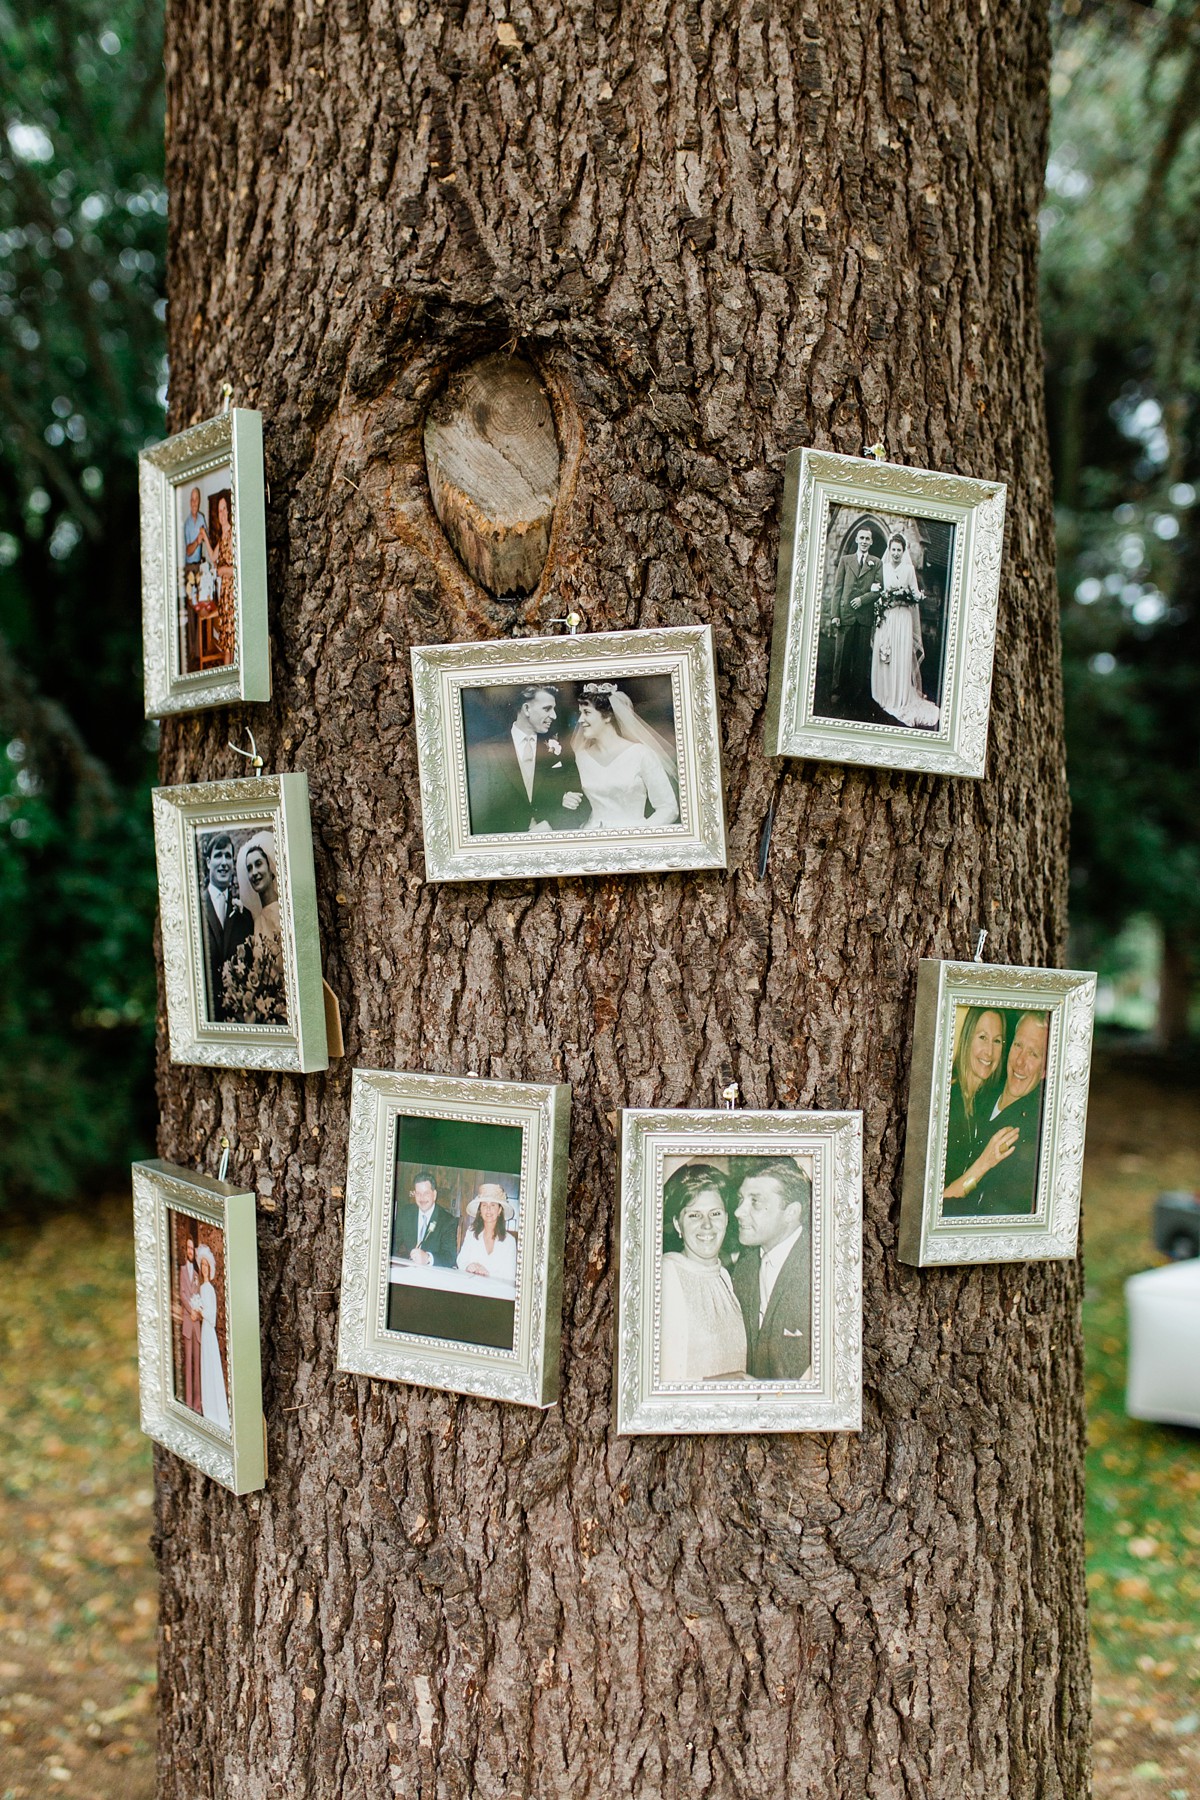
{"left": 155, "top": 0, "right": 1088, "bottom": 1795}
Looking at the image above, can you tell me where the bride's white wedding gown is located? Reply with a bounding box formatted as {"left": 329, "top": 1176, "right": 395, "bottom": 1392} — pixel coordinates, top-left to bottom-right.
{"left": 871, "top": 604, "right": 940, "bottom": 729}
{"left": 574, "top": 742, "right": 679, "bottom": 827}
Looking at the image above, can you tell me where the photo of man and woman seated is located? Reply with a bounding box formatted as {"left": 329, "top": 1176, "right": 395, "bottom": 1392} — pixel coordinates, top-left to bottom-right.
{"left": 386, "top": 1116, "right": 524, "bottom": 1353}
{"left": 940, "top": 1003, "right": 1051, "bottom": 1218}
{"left": 655, "top": 1153, "right": 814, "bottom": 1388}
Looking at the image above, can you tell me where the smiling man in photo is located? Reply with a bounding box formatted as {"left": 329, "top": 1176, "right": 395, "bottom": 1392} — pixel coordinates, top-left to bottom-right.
{"left": 730, "top": 1157, "right": 813, "bottom": 1380}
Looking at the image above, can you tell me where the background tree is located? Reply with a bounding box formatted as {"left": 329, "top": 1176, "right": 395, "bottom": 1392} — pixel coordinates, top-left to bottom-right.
{"left": 148, "top": 2, "right": 1092, "bottom": 1796}
{"left": 1044, "top": 0, "right": 1200, "bottom": 1044}
{"left": 0, "top": 0, "right": 164, "bottom": 1205}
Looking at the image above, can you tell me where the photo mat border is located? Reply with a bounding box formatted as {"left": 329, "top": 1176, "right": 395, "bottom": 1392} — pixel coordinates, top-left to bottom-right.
{"left": 140, "top": 407, "right": 271, "bottom": 717}
{"left": 152, "top": 772, "right": 328, "bottom": 1073}
{"left": 898, "top": 959, "right": 1097, "bottom": 1267}
{"left": 131, "top": 1159, "right": 265, "bottom": 1495}
{"left": 411, "top": 626, "right": 728, "bottom": 882}
{"left": 337, "top": 1070, "right": 571, "bottom": 1408}
{"left": 615, "top": 1108, "right": 863, "bottom": 1436}
{"left": 765, "top": 448, "right": 1007, "bottom": 778}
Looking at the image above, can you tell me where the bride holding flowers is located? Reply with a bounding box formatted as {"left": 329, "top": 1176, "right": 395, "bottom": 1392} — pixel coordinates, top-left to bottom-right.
{"left": 871, "top": 533, "right": 940, "bottom": 729}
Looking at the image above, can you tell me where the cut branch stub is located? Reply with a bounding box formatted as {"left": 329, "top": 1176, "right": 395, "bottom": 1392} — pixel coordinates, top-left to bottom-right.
{"left": 423, "top": 353, "right": 560, "bottom": 597}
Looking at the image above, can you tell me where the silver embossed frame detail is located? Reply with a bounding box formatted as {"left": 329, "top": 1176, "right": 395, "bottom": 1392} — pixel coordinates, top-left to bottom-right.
{"left": 132, "top": 1159, "right": 266, "bottom": 1494}
{"left": 337, "top": 1070, "right": 571, "bottom": 1408}
{"left": 140, "top": 408, "right": 270, "bottom": 717}
{"left": 765, "top": 448, "right": 1007, "bottom": 777}
{"left": 615, "top": 1109, "right": 863, "bottom": 1436}
{"left": 152, "top": 773, "right": 328, "bottom": 1072}
{"left": 411, "top": 626, "right": 728, "bottom": 882}
{"left": 899, "top": 959, "right": 1097, "bottom": 1267}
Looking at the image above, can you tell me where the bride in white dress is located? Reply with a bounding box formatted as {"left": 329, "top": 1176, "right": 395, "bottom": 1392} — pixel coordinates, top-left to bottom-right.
{"left": 871, "top": 534, "right": 940, "bottom": 729}
{"left": 572, "top": 684, "right": 680, "bottom": 828}
{"left": 192, "top": 1244, "right": 231, "bottom": 1432}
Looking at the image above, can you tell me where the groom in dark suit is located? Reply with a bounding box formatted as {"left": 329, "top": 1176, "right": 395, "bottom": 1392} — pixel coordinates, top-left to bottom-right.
{"left": 828, "top": 526, "right": 883, "bottom": 717}
{"left": 466, "top": 685, "right": 589, "bottom": 836}
{"left": 731, "top": 1158, "right": 812, "bottom": 1380}
{"left": 391, "top": 1172, "right": 459, "bottom": 1267}
{"left": 200, "top": 833, "right": 253, "bottom": 1022}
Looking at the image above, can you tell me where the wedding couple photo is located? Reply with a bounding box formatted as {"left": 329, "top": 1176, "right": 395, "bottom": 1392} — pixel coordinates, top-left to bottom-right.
{"left": 193, "top": 824, "right": 288, "bottom": 1029}
{"left": 812, "top": 503, "right": 955, "bottom": 731}
{"left": 168, "top": 1209, "right": 231, "bottom": 1435}
{"left": 385, "top": 1116, "right": 524, "bottom": 1353}
{"left": 940, "top": 1003, "right": 1050, "bottom": 1219}
{"left": 657, "top": 1154, "right": 813, "bottom": 1386}
{"left": 175, "top": 465, "right": 236, "bottom": 677}
{"left": 461, "top": 674, "right": 680, "bottom": 838}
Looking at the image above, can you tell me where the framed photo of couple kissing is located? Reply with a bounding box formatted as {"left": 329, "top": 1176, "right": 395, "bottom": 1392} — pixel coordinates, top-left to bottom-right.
{"left": 337, "top": 1070, "right": 571, "bottom": 1408}
{"left": 614, "top": 1108, "right": 863, "bottom": 1436}
{"left": 132, "top": 1159, "right": 265, "bottom": 1494}
{"left": 139, "top": 407, "right": 271, "bottom": 717}
{"left": 410, "top": 625, "right": 727, "bottom": 883}
{"left": 765, "top": 448, "right": 1008, "bottom": 778}
{"left": 152, "top": 772, "right": 328, "bottom": 1073}
{"left": 899, "top": 959, "right": 1097, "bottom": 1267}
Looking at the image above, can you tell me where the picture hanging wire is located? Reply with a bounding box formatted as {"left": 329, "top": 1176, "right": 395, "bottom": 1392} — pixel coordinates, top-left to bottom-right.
{"left": 548, "top": 611, "right": 584, "bottom": 635}
{"left": 217, "top": 1135, "right": 230, "bottom": 1183}
{"left": 973, "top": 928, "right": 989, "bottom": 963}
{"left": 220, "top": 381, "right": 233, "bottom": 416}
{"left": 228, "top": 726, "right": 265, "bottom": 777}
{"left": 722, "top": 1081, "right": 740, "bottom": 1111}
{"left": 863, "top": 440, "right": 886, "bottom": 462}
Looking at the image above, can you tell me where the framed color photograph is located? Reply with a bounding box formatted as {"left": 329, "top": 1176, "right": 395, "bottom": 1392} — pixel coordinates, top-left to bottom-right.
{"left": 337, "top": 1070, "right": 571, "bottom": 1407}
{"left": 139, "top": 407, "right": 270, "bottom": 717}
{"left": 152, "top": 772, "right": 328, "bottom": 1072}
{"left": 132, "top": 1159, "right": 265, "bottom": 1494}
{"left": 410, "top": 626, "right": 727, "bottom": 882}
{"left": 614, "top": 1108, "right": 863, "bottom": 1436}
{"left": 765, "top": 448, "right": 1007, "bottom": 777}
{"left": 899, "top": 959, "right": 1097, "bottom": 1267}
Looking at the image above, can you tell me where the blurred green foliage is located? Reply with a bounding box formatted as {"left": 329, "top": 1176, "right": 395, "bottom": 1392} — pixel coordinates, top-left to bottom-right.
{"left": 0, "top": 0, "right": 164, "bottom": 1206}
{"left": 1045, "top": 1, "right": 1200, "bottom": 1033}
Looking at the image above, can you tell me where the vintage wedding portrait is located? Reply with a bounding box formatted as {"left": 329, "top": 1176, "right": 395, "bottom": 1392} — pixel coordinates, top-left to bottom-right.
{"left": 461, "top": 673, "right": 681, "bottom": 838}
{"left": 812, "top": 503, "right": 956, "bottom": 731}
{"left": 385, "top": 1117, "right": 524, "bottom": 1353}
{"left": 193, "top": 825, "right": 288, "bottom": 1028}
{"left": 168, "top": 1209, "right": 231, "bottom": 1435}
{"left": 175, "top": 463, "right": 236, "bottom": 676}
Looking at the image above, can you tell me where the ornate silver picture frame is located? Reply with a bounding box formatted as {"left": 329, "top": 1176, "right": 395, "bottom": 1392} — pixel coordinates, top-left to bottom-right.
{"left": 410, "top": 626, "right": 727, "bottom": 882}
{"left": 899, "top": 959, "right": 1097, "bottom": 1267}
{"left": 614, "top": 1108, "right": 863, "bottom": 1436}
{"left": 132, "top": 1159, "right": 265, "bottom": 1494}
{"left": 765, "top": 448, "right": 1007, "bottom": 777}
{"left": 152, "top": 772, "right": 328, "bottom": 1073}
{"left": 139, "top": 407, "right": 271, "bottom": 717}
{"left": 337, "top": 1070, "right": 571, "bottom": 1408}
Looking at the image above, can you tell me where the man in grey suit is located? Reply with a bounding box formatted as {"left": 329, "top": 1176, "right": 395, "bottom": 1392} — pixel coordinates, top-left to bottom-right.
{"left": 731, "top": 1158, "right": 812, "bottom": 1381}
{"left": 828, "top": 526, "right": 883, "bottom": 716}
{"left": 178, "top": 1233, "right": 202, "bottom": 1412}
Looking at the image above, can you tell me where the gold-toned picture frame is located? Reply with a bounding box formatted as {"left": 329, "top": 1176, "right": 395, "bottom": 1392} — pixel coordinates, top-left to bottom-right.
{"left": 132, "top": 1159, "right": 265, "bottom": 1495}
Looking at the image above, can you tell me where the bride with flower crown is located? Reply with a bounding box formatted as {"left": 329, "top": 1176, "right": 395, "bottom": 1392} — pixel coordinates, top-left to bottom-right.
{"left": 571, "top": 684, "right": 680, "bottom": 828}
{"left": 870, "top": 532, "right": 940, "bottom": 729}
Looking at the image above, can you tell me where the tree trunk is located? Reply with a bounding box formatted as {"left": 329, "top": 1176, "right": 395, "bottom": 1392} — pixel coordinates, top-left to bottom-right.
{"left": 154, "top": 2, "right": 1087, "bottom": 1796}
{"left": 1159, "top": 926, "right": 1194, "bottom": 1050}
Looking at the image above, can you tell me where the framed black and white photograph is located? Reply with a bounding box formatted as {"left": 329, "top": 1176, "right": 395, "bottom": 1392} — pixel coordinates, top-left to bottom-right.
{"left": 614, "top": 1108, "right": 863, "bottom": 1435}
{"left": 899, "top": 959, "right": 1097, "bottom": 1267}
{"left": 132, "top": 1159, "right": 265, "bottom": 1494}
{"left": 337, "top": 1070, "right": 570, "bottom": 1407}
{"left": 765, "top": 448, "right": 1008, "bottom": 777}
{"left": 152, "top": 772, "right": 328, "bottom": 1072}
{"left": 139, "top": 407, "right": 270, "bottom": 717}
{"left": 410, "top": 626, "right": 727, "bottom": 882}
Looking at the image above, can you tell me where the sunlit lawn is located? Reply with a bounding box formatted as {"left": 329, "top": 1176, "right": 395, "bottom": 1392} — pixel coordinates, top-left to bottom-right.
{"left": 0, "top": 1054, "right": 1195, "bottom": 1797}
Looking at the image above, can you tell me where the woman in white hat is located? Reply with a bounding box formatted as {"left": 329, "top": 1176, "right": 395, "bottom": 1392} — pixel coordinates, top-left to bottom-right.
{"left": 456, "top": 1182, "right": 518, "bottom": 1284}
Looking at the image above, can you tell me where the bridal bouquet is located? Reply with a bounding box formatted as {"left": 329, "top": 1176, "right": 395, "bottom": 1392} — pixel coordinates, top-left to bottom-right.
{"left": 873, "top": 585, "right": 922, "bottom": 630}
{"left": 222, "top": 934, "right": 287, "bottom": 1025}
